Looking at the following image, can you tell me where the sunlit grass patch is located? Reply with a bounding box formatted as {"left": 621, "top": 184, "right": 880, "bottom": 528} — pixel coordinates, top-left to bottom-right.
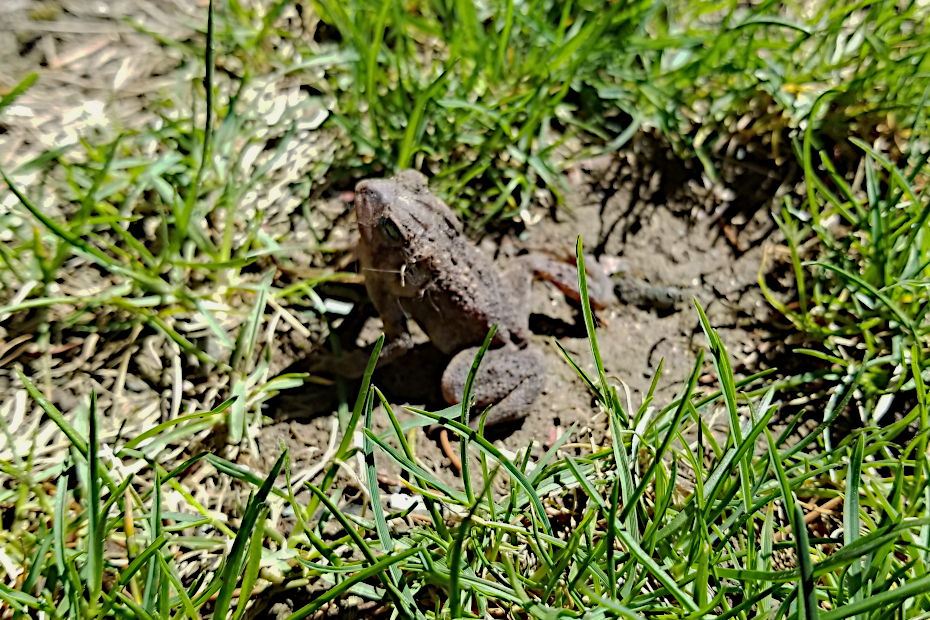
{"left": 761, "top": 97, "right": 929, "bottom": 417}
{"left": 0, "top": 0, "right": 929, "bottom": 616}
{"left": 1, "top": 242, "right": 928, "bottom": 619}
{"left": 217, "top": 0, "right": 930, "bottom": 215}
{"left": 0, "top": 16, "right": 349, "bottom": 447}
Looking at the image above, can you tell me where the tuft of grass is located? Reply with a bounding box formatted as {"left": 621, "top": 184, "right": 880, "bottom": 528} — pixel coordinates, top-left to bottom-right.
{"left": 761, "top": 97, "right": 929, "bottom": 418}
{"left": 212, "top": 0, "right": 929, "bottom": 213}
{"left": 2, "top": 238, "right": 928, "bottom": 619}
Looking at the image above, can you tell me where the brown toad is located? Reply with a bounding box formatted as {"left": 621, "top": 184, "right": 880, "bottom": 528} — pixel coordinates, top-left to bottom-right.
{"left": 320, "top": 169, "right": 614, "bottom": 428}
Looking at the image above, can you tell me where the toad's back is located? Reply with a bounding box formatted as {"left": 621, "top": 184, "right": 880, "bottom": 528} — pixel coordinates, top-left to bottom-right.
{"left": 400, "top": 238, "right": 530, "bottom": 354}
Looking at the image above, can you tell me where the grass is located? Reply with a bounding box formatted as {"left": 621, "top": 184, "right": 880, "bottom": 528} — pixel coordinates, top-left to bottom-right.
{"left": 0, "top": 0, "right": 929, "bottom": 617}
{"left": 248, "top": 0, "right": 929, "bottom": 206}
{"left": 1, "top": 0, "right": 927, "bottom": 406}
{"left": 1, "top": 242, "right": 928, "bottom": 619}
{"left": 760, "top": 98, "right": 930, "bottom": 416}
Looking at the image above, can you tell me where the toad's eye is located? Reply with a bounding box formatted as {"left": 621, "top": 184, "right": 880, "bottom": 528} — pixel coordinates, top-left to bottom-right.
{"left": 380, "top": 217, "right": 402, "bottom": 243}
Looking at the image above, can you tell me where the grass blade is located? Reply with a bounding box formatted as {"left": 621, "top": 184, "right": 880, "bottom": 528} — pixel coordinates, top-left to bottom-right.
{"left": 230, "top": 505, "right": 269, "bottom": 620}
{"left": 0, "top": 73, "right": 37, "bottom": 112}
{"left": 177, "top": 0, "right": 215, "bottom": 241}
{"left": 280, "top": 548, "right": 422, "bottom": 620}
{"left": 793, "top": 500, "right": 820, "bottom": 620}
{"left": 304, "top": 483, "right": 413, "bottom": 618}
{"left": 211, "top": 451, "right": 286, "bottom": 619}
{"left": 305, "top": 334, "right": 384, "bottom": 520}
{"left": 845, "top": 434, "right": 865, "bottom": 616}
{"left": 399, "top": 411, "right": 553, "bottom": 537}
{"left": 375, "top": 389, "right": 450, "bottom": 538}
{"left": 86, "top": 391, "right": 104, "bottom": 608}
{"left": 460, "top": 325, "right": 499, "bottom": 503}
{"left": 575, "top": 237, "right": 613, "bottom": 414}
{"left": 363, "top": 387, "right": 420, "bottom": 617}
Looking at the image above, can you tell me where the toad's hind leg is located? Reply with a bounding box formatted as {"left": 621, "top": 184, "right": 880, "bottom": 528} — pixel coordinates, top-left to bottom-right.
{"left": 441, "top": 346, "right": 547, "bottom": 429}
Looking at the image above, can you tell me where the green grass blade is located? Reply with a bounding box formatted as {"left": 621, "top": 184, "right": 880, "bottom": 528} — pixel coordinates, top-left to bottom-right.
{"left": 555, "top": 340, "right": 601, "bottom": 398}
{"left": 375, "top": 390, "right": 450, "bottom": 539}
{"left": 760, "top": 502, "right": 776, "bottom": 613}
{"left": 620, "top": 350, "right": 703, "bottom": 523}
{"left": 230, "top": 271, "right": 272, "bottom": 372}
{"left": 0, "top": 583, "right": 44, "bottom": 613}
{"left": 212, "top": 451, "right": 286, "bottom": 619}
{"left": 230, "top": 504, "right": 269, "bottom": 620}
{"left": 398, "top": 70, "right": 452, "bottom": 168}
{"left": 53, "top": 472, "right": 69, "bottom": 575}
{"left": 802, "top": 90, "right": 837, "bottom": 226}
{"left": 575, "top": 237, "right": 613, "bottom": 415}
{"left": 2, "top": 166, "right": 171, "bottom": 294}
{"left": 305, "top": 334, "right": 384, "bottom": 519}
{"left": 142, "top": 468, "right": 162, "bottom": 614}
{"left": 280, "top": 548, "right": 422, "bottom": 620}
{"left": 606, "top": 479, "right": 620, "bottom": 597}
{"left": 793, "top": 501, "right": 820, "bottom": 620}
{"left": 806, "top": 261, "right": 915, "bottom": 337}
{"left": 845, "top": 436, "right": 864, "bottom": 550}
{"left": 120, "top": 404, "right": 231, "bottom": 453}
{"left": 694, "top": 299, "right": 754, "bottom": 516}
{"left": 0, "top": 73, "right": 37, "bottom": 112}
{"left": 115, "top": 592, "right": 157, "bottom": 620}
{"left": 497, "top": 0, "right": 514, "bottom": 76}
{"left": 448, "top": 513, "right": 474, "bottom": 619}
{"left": 820, "top": 573, "right": 930, "bottom": 620}
{"left": 765, "top": 426, "right": 796, "bottom": 529}
{"left": 86, "top": 391, "right": 104, "bottom": 607}
{"left": 615, "top": 525, "right": 700, "bottom": 613}
{"left": 401, "top": 411, "right": 553, "bottom": 537}
{"left": 304, "top": 483, "right": 412, "bottom": 616}
{"left": 364, "top": 429, "right": 469, "bottom": 504}
{"left": 849, "top": 137, "right": 920, "bottom": 210}
{"left": 577, "top": 585, "right": 647, "bottom": 619}
{"left": 116, "top": 535, "right": 169, "bottom": 589}
{"left": 460, "top": 325, "right": 499, "bottom": 503}
{"left": 177, "top": 0, "right": 215, "bottom": 241}
{"left": 363, "top": 387, "right": 421, "bottom": 618}
{"left": 23, "top": 525, "right": 53, "bottom": 595}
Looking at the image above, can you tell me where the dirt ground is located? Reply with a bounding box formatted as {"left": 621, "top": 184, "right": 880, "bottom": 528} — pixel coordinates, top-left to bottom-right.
{"left": 0, "top": 0, "right": 199, "bottom": 166}
{"left": 0, "top": 1, "right": 803, "bottom": 492}
{"left": 257, "top": 136, "right": 801, "bottom": 489}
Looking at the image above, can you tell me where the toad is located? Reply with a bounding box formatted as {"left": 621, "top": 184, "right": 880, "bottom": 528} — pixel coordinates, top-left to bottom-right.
{"left": 314, "top": 169, "right": 615, "bottom": 429}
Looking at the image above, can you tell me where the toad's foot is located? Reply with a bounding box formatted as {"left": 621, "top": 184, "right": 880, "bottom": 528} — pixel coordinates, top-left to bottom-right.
{"left": 508, "top": 254, "right": 616, "bottom": 311}
{"left": 440, "top": 345, "right": 547, "bottom": 430}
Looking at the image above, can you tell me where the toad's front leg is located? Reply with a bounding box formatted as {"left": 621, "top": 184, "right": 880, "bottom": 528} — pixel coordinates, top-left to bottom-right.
{"left": 440, "top": 345, "right": 548, "bottom": 429}
{"left": 306, "top": 283, "right": 415, "bottom": 378}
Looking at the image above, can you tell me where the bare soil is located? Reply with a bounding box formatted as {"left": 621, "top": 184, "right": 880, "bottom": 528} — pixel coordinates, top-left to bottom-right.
{"left": 258, "top": 134, "right": 801, "bottom": 489}
{"left": 0, "top": 0, "right": 199, "bottom": 168}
